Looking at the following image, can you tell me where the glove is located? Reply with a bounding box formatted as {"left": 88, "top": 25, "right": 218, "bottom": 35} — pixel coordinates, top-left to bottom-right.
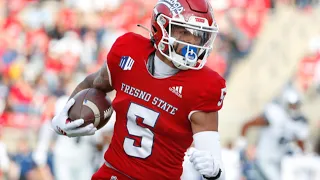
{"left": 187, "top": 147, "right": 221, "bottom": 178}
{"left": 51, "top": 98, "right": 97, "bottom": 137}
{"left": 180, "top": 152, "right": 202, "bottom": 180}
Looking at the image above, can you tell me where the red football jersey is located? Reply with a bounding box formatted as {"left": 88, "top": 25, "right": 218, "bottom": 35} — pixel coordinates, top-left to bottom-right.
{"left": 104, "top": 33, "right": 226, "bottom": 179}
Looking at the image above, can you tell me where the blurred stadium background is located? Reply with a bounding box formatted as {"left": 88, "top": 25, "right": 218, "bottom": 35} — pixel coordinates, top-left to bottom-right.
{"left": 0, "top": 0, "right": 320, "bottom": 179}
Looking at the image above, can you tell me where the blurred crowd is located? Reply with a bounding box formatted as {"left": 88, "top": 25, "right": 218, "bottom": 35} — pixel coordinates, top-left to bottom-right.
{"left": 0, "top": 0, "right": 274, "bottom": 130}
{"left": 2, "top": 0, "right": 320, "bottom": 129}
{"left": 0, "top": 0, "right": 320, "bottom": 180}
{"left": 297, "top": 33, "right": 320, "bottom": 95}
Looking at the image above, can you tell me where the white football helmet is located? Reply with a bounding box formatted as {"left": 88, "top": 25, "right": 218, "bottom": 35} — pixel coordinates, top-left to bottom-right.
{"left": 280, "top": 88, "right": 302, "bottom": 118}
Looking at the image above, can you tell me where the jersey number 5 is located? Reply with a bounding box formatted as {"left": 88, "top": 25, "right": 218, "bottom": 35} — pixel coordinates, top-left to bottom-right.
{"left": 123, "top": 103, "right": 159, "bottom": 159}
{"left": 217, "top": 87, "right": 227, "bottom": 106}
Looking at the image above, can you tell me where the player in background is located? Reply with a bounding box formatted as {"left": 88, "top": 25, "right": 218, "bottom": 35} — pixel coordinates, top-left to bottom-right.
{"left": 280, "top": 120, "right": 320, "bottom": 180}
{"left": 239, "top": 87, "right": 309, "bottom": 180}
{"left": 281, "top": 125, "right": 320, "bottom": 180}
{"left": 33, "top": 95, "right": 115, "bottom": 180}
{"left": 51, "top": 0, "right": 227, "bottom": 179}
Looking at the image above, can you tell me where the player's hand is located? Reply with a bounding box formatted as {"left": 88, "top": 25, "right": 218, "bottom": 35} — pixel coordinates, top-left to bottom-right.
{"left": 187, "top": 147, "right": 221, "bottom": 178}
{"left": 51, "top": 98, "right": 97, "bottom": 137}
{"left": 180, "top": 153, "right": 202, "bottom": 180}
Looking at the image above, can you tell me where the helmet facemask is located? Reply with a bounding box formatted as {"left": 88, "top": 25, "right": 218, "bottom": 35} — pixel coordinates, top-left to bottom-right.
{"left": 156, "top": 14, "right": 218, "bottom": 70}
{"left": 286, "top": 100, "right": 301, "bottom": 119}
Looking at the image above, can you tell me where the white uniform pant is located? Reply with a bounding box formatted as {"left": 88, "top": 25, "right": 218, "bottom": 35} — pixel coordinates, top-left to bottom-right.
{"left": 257, "top": 158, "right": 281, "bottom": 180}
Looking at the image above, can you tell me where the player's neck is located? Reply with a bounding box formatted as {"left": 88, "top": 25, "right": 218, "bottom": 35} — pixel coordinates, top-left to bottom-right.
{"left": 153, "top": 52, "right": 179, "bottom": 78}
{"left": 155, "top": 51, "right": 175, "bottom": 68}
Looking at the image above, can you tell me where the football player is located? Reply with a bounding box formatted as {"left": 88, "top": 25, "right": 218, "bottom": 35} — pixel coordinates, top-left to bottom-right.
{"left": 51, "top": 0, "right": 227, "bottom": 179}
{"left": 239, "top": 88, "right": 309, "bottom": 180}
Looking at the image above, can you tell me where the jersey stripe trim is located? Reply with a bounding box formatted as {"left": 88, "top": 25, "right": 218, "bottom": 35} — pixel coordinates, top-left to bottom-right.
{"left": 188, "top": 110, "right": 201, "bottom": 121}
{"left": 105, "top": 161, "right": 134, "bottom": 179}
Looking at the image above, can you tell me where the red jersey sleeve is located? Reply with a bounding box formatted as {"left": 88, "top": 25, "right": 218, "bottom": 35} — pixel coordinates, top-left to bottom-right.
{"left": 105, "top": 33, "right": 132, "bottom": 89}
{"left": 188, "top": 72, "right": 226, "bottom": 119}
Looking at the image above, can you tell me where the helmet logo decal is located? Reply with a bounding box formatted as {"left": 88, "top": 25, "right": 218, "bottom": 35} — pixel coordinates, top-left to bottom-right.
{"left": 195, "top": 17, "right": 205, "bottom": 23}
{"left": 157, "top": 0, "right": 184, "bottom": 15}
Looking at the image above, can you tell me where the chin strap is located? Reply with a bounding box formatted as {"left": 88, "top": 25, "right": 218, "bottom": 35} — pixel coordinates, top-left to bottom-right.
{"left": 147, "top": 52, "right": 156, "bottom": 75}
